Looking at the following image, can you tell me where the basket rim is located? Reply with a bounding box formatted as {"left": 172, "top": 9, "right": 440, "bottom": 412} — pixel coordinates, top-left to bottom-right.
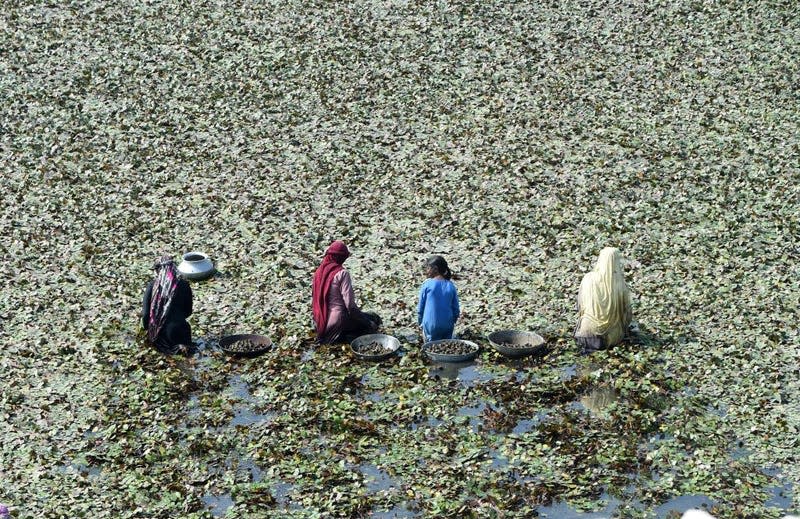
{"left": 487, "top": 330, "right": 546, "bottom": 358}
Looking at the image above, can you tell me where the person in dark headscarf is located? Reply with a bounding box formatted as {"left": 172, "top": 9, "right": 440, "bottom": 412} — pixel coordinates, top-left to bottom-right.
{"left": 312, "top": 241, "right": 381, "bottom": 343}
{"left": 141, "top": 255, "right": 194, "bottom": 354}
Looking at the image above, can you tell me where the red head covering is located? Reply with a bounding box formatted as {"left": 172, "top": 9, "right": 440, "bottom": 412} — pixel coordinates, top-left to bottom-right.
{"left": 311, "top": 241, "right": 350, "bottom": 336}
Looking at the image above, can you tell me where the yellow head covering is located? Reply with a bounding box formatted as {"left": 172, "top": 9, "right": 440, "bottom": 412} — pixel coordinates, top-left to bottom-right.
{"left": 577, "top": 247, "right": 631, "bottom": 343}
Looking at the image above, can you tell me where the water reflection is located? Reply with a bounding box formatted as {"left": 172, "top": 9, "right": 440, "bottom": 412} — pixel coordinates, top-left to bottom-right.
{"left": 58, "top": 462, "right": 101, "bottom": 478}
{"left": 573, "top": 387, "right": 620, "bottom": 416}
{"left": 761, "top": 466, "right": 795, "bottom": 511}
{"left": 273, "top": 482, "right": 295, "bottom": 506}
{"left": 428, "top": 363, "right": 493, "bottom": 386}
{"left": 228, "top": 375, "right": 253, "bottom": 401}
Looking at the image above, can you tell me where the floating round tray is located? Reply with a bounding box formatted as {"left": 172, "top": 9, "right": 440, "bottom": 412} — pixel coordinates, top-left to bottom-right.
{"left": 220, "top": 334, "right": 272, "bottom": 358}
{"left": 487, "top": 330, "right": 545, "bottom": 358}
{"left": 350, "top": 334, "right": 401, "bottom": 361}
{"left": 422, "top": 339, "right": 480, "bottom": 363}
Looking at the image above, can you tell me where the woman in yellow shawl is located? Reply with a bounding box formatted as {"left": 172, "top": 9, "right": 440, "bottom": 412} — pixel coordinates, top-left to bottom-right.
{"left": 575, "top": 247, "right": 632, "bottom": 354}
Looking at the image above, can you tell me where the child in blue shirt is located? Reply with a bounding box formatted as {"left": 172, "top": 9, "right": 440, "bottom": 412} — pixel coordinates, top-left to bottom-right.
{"left": 418, "top": 255, "right": 461, "bottom": 341}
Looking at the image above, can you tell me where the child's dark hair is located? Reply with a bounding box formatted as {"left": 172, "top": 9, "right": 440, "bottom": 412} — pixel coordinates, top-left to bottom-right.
{"left": 426, "top": 255, "right": 453, "bottom": 280}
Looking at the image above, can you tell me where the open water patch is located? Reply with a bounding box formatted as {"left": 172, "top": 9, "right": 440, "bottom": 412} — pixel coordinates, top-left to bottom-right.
{"left": 536, "top": 491, "right": 624, "bottom": 518}
{"left": 457, "top": 402, "right": 487, "bottom": 431}
{"left": 410, "top": 415, "right": 443, "bottom": 430}
{"left": 203, "top": 492, "right": 233, "bottom": 517}
{"left": 58, "top": 460, "right": 101, "bottom": 479}
{"left": 762, "top": 467, "right": 795, "bottom": 511}
{"left": 512, "top": 410, "right": 548, "bottom": 434}
{"left": 359, "top": 463, "right": 398, "bottom": 493}
{"left": 370, "top": 501, "right": 421, "bottom": 518}
{"left": 230, "top": 407, "right": 274, "bottom": 427}
{"left": 559, "top": 364, "right": 578, "bottom": 381}
{"left": 428, "top": 362, "right": 493, "bottom": 386}
{"left": 652, "top": 494, "right": 715, "bottom": 516}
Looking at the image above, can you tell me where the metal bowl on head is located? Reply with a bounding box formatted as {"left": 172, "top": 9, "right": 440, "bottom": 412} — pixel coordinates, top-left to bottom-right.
{"left": 177, "top": 251, "right": 215, "bottom": 280}
{"left": 220, "top": 334, "right": 272, "bottom": 358}
{"left": 422, "top": 339, "right": 480, "bottom": 363}
{"left": 350, "top": 334, "right": 401, "bottom": 361}
{"left": 487, "top": 330, "right": 545, "bottom": 358}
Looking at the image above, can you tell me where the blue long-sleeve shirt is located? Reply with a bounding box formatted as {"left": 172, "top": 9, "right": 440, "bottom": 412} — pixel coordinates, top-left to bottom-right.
{"left": 417, "top": 278, "right": 460, "bottom": 340}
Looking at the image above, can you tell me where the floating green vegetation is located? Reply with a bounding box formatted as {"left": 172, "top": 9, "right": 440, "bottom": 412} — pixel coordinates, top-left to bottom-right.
{"left": 1, "top": 0, "right": 798, "bottom": 517}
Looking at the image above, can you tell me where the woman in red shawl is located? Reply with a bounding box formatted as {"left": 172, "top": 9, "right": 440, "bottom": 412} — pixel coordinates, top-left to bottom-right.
{"left": 312, "top": 241, "right": 381, "bottom": 343}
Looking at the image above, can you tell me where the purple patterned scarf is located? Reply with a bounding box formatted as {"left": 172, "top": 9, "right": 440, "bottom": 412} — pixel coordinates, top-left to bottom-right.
{"left": 147, "top": 255, "right": 179, "bottom": 345}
